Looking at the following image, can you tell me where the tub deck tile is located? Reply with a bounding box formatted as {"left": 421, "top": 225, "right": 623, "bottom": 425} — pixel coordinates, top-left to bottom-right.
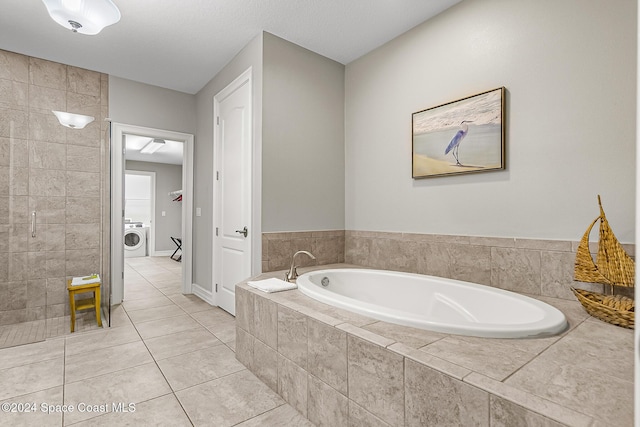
{"left": 419, "top": 336, "right": 538, "bottom": 382}
{"left": 235, "top": 264, "right": 633, "bottom": 427}
{"left": 362, "top": 321, "right": 446, "bottom": 349}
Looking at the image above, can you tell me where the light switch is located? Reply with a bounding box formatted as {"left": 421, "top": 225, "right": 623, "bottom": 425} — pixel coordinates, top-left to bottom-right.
{"left": 196, "top": 207, "right": 202, "bottom": 217}
{"left": 161, "top": 211, "right": 166, "bottom": 217}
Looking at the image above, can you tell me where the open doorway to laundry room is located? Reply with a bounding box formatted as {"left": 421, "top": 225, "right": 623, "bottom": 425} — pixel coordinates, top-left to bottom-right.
{"left": 110, "top": 123, "right": 193, "bottom": 307}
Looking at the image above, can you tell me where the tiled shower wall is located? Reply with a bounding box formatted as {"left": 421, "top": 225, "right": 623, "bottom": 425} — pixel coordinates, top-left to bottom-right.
{"left": 0, "top": 49, "right": 109, "bottom": 325}
{"left": 263, "top": 229, "right": 635, "bottom": 300}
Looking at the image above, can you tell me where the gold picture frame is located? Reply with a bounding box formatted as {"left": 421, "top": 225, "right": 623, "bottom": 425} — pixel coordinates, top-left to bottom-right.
{"left": 412, "top": 87, "right": 505, "bottom": 178}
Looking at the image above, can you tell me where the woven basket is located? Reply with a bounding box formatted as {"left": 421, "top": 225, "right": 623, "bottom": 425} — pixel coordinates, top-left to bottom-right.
{"left": 571, "top": 287, "right": 634, "bottom": 329}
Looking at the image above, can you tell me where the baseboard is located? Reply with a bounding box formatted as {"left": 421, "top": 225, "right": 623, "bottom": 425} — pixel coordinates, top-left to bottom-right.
{"left": 192, "top": 283, "right": 216, "bottom": 305}
{"left": 151, "top": 250, "right": 174, "bottom": 257}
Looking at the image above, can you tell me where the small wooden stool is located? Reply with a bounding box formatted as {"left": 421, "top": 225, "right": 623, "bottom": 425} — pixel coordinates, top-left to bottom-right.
{"left": 67, "top": 279, "right": 102, "bottom": 333}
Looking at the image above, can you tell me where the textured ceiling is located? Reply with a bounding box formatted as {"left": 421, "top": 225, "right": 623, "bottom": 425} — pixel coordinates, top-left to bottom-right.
{"left": 0, "top": 0, "right": 461, "bottom": 94}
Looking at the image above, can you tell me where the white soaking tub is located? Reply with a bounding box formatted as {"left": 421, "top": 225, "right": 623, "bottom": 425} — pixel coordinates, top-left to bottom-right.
{"left": 296, "top": 269, "right": 568, "bottom": 338}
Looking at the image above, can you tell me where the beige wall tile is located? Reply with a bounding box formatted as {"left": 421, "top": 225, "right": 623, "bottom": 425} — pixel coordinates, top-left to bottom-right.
{"left": 490, "top": 396, "right": 566, "bottom": 427}
{"left": 308, "top": 318, "right": 347, "bottom": 395}
{"left": 66, "top": 145, "right": 100, "bottom": 172}
{"left": 67, "top": 92, "right": 100, "bottom": 118}
{"left": 2, "top": 139, "right": 28, "bottom": 168}
{"left": 29, "top": 57, "right": 66, "bottom": 90}
{"left": 253, "top": 296, "right": 277, "bottom": 349}
{"left": 67, "top": 66, "right": 101, "bottom": 96}
{"left": 349, "top": 401, "right": 392, "bottom": 427}
{"left": 29, "top": 140, "right": 66, "bottom": 170}
{"left": 66, "top": 171, "right": 100, "bottom": 197}
{"left": 253, "top": 339, "right": 278, "bottom": 392}
{"left": 235, "top": 326, "right": 254, "bottom": 371}
{"left": 27, "top": 251, "right": 46, "bottom": 279}
{"left": 540, "top": 251, "right": 576, "bottom": 300}
{"left": 0, "top": 79, "right": 28, "bottom": 107}
{"left": 66, "top": 197, "right": 101, "bottom": 223}
{"left": 29, "top": 168, "right": 66, "bottom": 196}
{"left": 348, "top": 335, "right": 404, "bottom": 426}
{"left": 26, "top": 279, "right": 46, "bottom": 307}
{"left": 45, "top": 277, "right": 67, "bottom": 305}
{"left": 28, "top": 110, "right": 67, "bottom": 143}
{"left": 66, "top": 123, "right": 101, "bottom": 147}
{"left": 277, "top": 305, "right": 307, "bottom": 369}
{"left": 0, "top": 50, "right": 29, "bottom": 82}
{"left": 65, "top": 248, "right": 100, "bottom": 277}
{"left": 491, "top": 247, "right": 541, "bottom": 294}
{"left": 405, "top": 359, "right": 489, "bottom": 426}
{"left": 0, "top": 106, "right": 28, "bottom": 139}
{"left": 65, "top": 223, "right": 100, "bottom": 249}
{"left": 44, "top": 224, "right": 65, "bottom": 252}
{"left": 235, "top": 286, "right": 254, "bottom": 333}
{"left": 9, "top": 166, "right": 28, "bottom": 195}
{"left": 28, "top": 85, "right": 65, "bottom": 112}
{"left": 307, "top": 374, "right": 349, "bottom": 427}
{"left": 277, "top": 354, "right": 308, "bottom": 416}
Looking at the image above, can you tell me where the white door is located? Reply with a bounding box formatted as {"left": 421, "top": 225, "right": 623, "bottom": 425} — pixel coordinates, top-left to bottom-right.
{"left": 214, "top": 69, "right": 252, "bottom": 315}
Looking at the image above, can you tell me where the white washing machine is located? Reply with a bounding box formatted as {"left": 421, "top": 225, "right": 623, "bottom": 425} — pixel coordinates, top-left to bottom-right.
{"left": 124, "top": 225, "right": 148, "bottom": 258}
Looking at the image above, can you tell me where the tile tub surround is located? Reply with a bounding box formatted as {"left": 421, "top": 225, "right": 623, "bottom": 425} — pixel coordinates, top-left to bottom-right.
{"left": 262, "top": 230, "right": 345, "bottom": 272}
{"left": 345, "top": 230, "right": 636, "bottom": 301}
{"left": 235, "top": 265, "right": 634, "bottom": 427}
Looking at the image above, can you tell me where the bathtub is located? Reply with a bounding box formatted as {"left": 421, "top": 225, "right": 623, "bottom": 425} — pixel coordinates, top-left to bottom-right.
{"left": 296, "top": 268, "right": 568, "bottom": 339}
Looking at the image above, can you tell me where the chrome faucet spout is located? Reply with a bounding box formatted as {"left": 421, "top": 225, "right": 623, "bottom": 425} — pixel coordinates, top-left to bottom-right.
{"left": 284, "top": 250, "right": 316, "bottom": 282}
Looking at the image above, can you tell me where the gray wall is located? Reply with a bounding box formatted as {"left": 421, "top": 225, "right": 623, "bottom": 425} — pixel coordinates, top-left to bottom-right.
{"left": 262, "top": 33, "right": 345, "bottom": 232}
{"left": 109, "top": 76, "right": 196, "bottom": 134}
{"left": 125, "top": 160, "right": 182, "bottom": 252}
{"left": 345, "top": 0, "right": 636, "bottom": 242}
{"left": 193, "top": 34, "right": 264, "bottom": 292}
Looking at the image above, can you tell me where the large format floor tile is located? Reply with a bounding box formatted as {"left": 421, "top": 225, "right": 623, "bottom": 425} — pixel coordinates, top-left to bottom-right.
{"left": 64, "top": 325, "right": 141, "bottom": 357}
{"left": 176, "top": 370, "right": 285, "bottom": 427}
{"left": 0, "top": 256, "right": 306, "bottom": 427}
{"left": 0, "top": 337, "right": 64, "bottom": 369}
{"left": 0, "top": 358, "right": 64, "bottom": 401}
{"left": 69, "top": 394, "right": 191, "bottom": 427}
{"left": 65, "top": 341, "right": 154, "bottom": 383}
{"left": 133, "top": 314, "right": 201, "bottom": 339}
{"left": 157, "top": 345, "right": 245, "bottom": 391}
{"left": 0, "top": 386, "right": 64, "bottom": 427}
{"left": 63, "top": 363, "right": 172, "bottom": 425}
{"left": 144, "top": 328, "right": 222, "bottom": 361}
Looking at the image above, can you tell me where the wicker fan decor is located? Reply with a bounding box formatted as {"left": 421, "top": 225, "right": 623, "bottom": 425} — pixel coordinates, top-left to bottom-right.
{"left": 572, "top": 196, "right": 634, "bottom": 329}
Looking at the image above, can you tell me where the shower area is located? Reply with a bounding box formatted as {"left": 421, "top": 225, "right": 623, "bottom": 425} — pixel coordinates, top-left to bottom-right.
{"left": 0, "top": 50, "right": 110, "bottom": 348}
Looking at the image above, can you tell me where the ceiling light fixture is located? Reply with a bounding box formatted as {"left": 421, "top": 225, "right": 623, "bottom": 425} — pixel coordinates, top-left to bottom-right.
{"left": 42, "top": 0, "right": 121, "bottom": 35}
{"left": 52, "top": 110, "right": 95, "bottom": 129}
{"left": 140, "top": 139, "right": 166, "bottom": 154}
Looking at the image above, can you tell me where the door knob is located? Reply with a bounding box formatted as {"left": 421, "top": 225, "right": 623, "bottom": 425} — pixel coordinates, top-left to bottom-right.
{"left": 235, "top": 226, "right": 248, "bottom": 237}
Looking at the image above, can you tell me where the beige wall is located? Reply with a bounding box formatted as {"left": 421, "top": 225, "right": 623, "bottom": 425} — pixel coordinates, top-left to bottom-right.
{"left": 345, "top": 0, "right": 636, "bottom": 243}
{"left": 0, "top": 49, "right": 109, "bottom": 324}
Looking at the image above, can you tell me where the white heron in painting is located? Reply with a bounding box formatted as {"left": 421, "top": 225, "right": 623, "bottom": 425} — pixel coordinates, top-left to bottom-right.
{"left": 444, "top": 120, "right": 474, "bottom": 166}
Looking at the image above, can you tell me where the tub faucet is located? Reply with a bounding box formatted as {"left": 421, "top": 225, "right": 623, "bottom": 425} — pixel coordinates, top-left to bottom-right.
{"left": 284, "top": 250, "right": 316, "bottom": 282}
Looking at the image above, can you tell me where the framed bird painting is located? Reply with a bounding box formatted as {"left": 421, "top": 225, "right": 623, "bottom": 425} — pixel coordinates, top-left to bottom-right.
{"left": 412, "top": 87, "right": 505, "bottom": 178}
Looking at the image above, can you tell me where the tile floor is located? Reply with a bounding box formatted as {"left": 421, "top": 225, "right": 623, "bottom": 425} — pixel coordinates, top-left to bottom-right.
{"left": 0, "top": 256, "right": 313, "bottom": 426}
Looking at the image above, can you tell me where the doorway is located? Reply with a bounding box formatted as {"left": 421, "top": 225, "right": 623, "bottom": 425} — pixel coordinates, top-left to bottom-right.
{"left": 111, "top": 124, "right": 194, "bottom": 305}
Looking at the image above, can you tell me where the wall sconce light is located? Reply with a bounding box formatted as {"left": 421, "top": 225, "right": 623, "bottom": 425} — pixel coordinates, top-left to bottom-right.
{"left": 52, "top": 110, "right": 95, "bottom": 129}
{"left": 140, "top": 139, "right": 166, "bottom": 154}
{"left": 42, "top": 0, "right": 121, "bottom": 35}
